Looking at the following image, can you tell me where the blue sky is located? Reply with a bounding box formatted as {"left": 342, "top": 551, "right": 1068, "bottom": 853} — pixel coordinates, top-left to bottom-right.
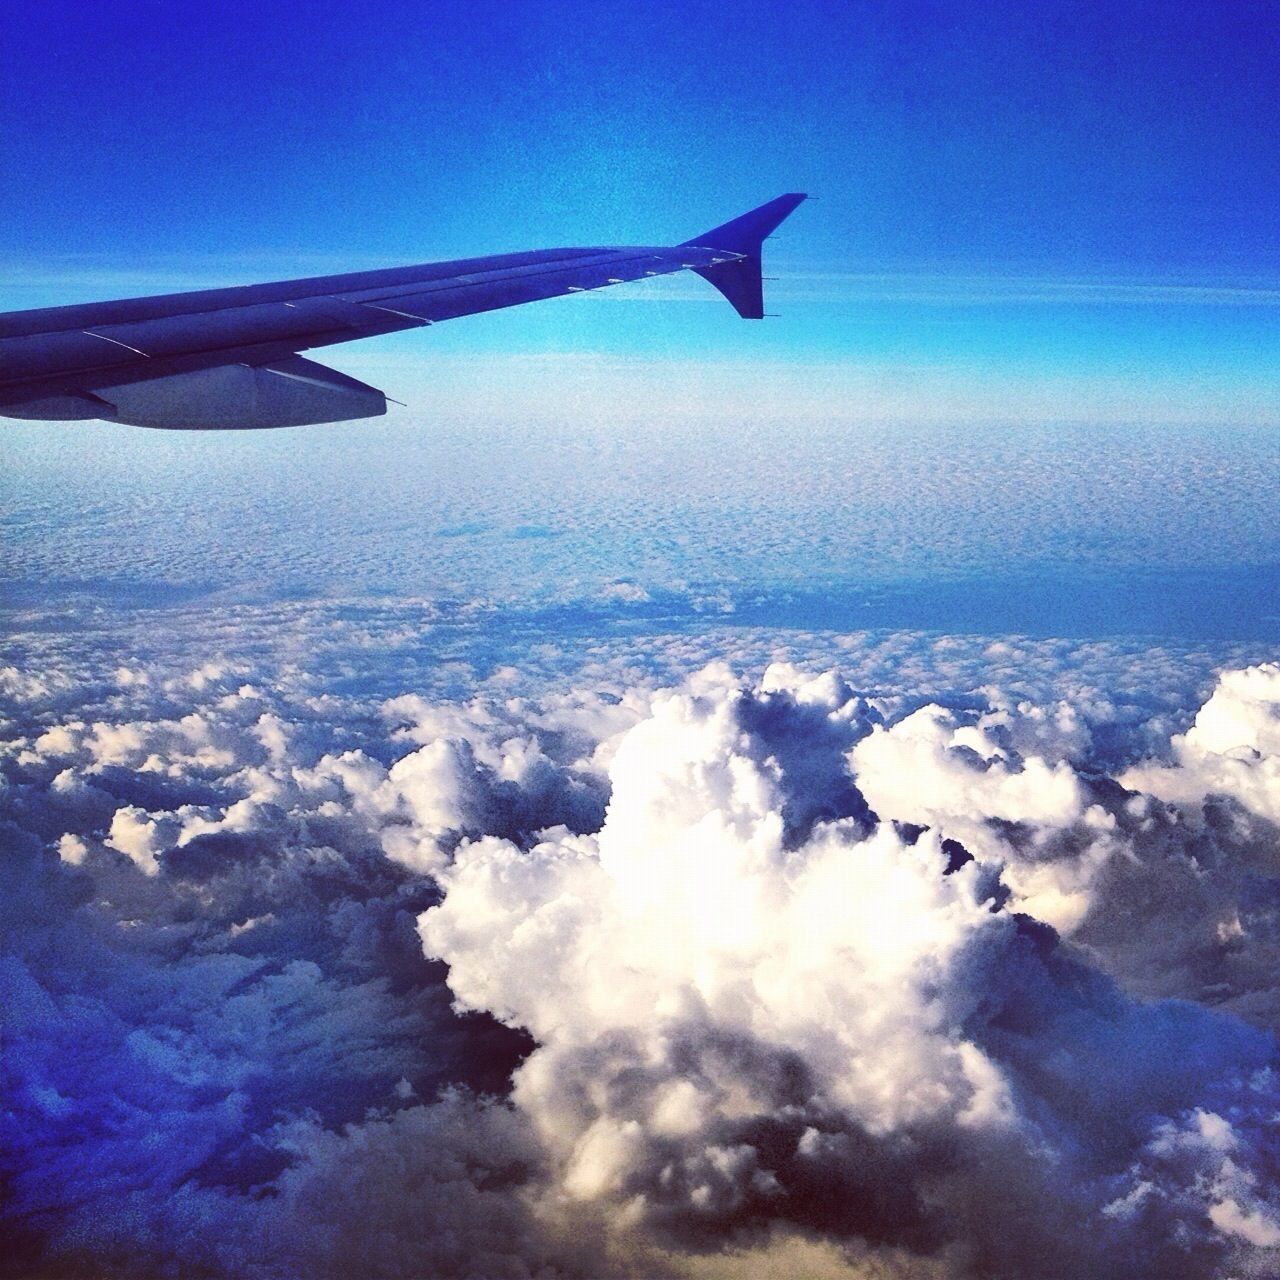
{"left": 3, "top": 0, "right": 1280, "bottom": 393}
{"left": 5, "top": 0, "right": 1279, "bottom": 268}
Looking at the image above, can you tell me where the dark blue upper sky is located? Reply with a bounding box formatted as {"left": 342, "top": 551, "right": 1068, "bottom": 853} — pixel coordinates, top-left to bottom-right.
{"left": 4, "top": 0, "right": 1278, "bottom": 262}
{"left": 3, "top": 0, "right": 1280, "bottom": 401}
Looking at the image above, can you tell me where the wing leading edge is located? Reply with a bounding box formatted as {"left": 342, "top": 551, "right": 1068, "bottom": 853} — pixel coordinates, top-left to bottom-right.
{"left": 0, "top": 194, "right": 807, "bottom": 430}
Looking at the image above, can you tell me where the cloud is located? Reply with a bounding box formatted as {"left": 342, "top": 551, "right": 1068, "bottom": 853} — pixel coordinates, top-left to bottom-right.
{"left": 420, "top": 663, "right": 1280, "bottom": 1278}
{"left": 849, "top": 700, "right": 1109, "bottom": 931}
{"left": 3, "top": 630, "right": 1280, "bottom": 1278}
{"left": 1122, "top": 663, "right": 1280, "bottom": 824}
{"left": 6, "top": 404, "right": 1280, "bottom": 612}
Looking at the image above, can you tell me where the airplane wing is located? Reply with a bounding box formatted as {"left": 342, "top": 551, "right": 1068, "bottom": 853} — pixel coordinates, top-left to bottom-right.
{"left": 0, "top": 193, "right": 806, "bottom": 430}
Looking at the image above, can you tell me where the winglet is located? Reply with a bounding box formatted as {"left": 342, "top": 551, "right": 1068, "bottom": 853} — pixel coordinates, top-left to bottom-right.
{"left": 680, "top": 193, "right": 807, "bottom": 319}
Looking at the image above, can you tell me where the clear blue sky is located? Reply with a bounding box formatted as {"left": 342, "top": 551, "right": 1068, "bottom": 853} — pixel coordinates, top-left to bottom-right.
{"left": 2, "top": 0, "right": 1280, "bottom": 402}
{"left": 4, "top": 0, "right": 1279, "bottom": 266}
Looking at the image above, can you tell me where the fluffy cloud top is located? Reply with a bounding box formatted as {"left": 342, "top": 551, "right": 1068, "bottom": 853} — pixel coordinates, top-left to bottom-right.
{"left": 1123, "top": 662, "right": 1280, "bottom": 823}
{"left": 421, "top": 665, "right": 1280, "bottom": 1277}
{"left": 3, "top": 633, "right": 1280, "bottom": 1279}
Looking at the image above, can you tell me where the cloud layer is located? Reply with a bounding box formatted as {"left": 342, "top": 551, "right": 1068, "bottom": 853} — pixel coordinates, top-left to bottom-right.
{"left": 5, "top": 413, "right": 1279, "bottom": 616}
{"left": 3, "top": 627, "right": 1279, "bottom": 1278}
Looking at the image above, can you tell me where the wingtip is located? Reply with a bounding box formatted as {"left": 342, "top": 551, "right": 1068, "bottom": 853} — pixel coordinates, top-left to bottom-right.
{"left": 679, "top": 192, "right": 808, "bottom": 319}
{"left": 680, "top": 193, "right": 810, "bottom": 255}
